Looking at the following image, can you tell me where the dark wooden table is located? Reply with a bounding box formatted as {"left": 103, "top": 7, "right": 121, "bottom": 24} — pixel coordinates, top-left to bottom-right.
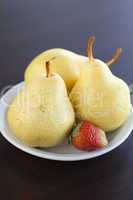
{"left": 0, "top": 0, "right": 133, "bottom": 199}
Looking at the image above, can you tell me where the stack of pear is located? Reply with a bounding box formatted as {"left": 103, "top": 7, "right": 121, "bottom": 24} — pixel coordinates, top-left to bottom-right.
{"left": 7, "top": 61, "right": 75, "bottom": 147}
{"left": 70, "top": 36, "right": 131, "bottom": 132}
{"left": 25, "top": 48, "right": 88, "bottom": 92}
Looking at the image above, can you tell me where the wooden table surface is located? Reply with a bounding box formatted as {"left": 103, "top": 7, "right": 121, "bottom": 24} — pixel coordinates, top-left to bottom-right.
{"left": 0, "top": 0, "right": 133, "bottom": 199}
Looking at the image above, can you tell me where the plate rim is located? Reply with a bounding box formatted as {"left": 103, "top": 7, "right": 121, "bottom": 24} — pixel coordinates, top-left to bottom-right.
{"left": 0, "top": 81, "right": 133, "bottom": 161}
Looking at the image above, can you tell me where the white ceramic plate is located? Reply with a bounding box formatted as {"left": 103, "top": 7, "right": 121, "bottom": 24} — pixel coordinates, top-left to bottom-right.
{"left": 0, "top": 82, "right": 133, "bottom": 161}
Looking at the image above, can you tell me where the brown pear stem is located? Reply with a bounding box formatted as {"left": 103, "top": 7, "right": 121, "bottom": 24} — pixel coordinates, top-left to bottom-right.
{"left": 46, "top": 61, "right": 50, "bottom": 77}
{"left": 45, "top": 57, "right": 57, "bottom": 78}
{"left": 87, "top": 36, "right": 95, "bottom": 62}
{"left": 106, "top": 48, "right": 122, "bottom": 67}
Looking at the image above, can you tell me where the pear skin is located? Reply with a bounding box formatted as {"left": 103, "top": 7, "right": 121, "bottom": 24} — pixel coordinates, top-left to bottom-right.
{"left": 8, "top": 62, "right": 75, "bottom": 147}
{"left": 70, "top": 36, "right": 131, "bottom": 132}
{"left": 25, "top": 48, "right": 88, "bottom": 92}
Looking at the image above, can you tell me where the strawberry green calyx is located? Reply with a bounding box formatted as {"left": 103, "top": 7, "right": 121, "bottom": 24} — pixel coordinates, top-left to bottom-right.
{"left": 67, "top": 122, "right": 82, "bottom": 144}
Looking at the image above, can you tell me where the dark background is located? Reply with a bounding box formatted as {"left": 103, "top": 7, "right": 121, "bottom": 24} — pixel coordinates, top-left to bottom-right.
{"left": 0, "top": 0, "right": 133, "bottom": 199}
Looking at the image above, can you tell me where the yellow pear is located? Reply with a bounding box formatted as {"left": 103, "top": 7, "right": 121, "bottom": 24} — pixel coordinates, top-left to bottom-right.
{"left": 70, "top": 36, "right": 131, "bottom": 132}
{"left": 8, "top": 61, "right": 75, "bottom": 147}
{"left": 25, "top": 48, "right": 88, "bottom": 92}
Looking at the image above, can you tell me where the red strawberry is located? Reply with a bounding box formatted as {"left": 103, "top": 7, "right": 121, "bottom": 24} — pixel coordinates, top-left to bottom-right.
{"left": 70, "top": 121, "right": 108, "bottom": 151}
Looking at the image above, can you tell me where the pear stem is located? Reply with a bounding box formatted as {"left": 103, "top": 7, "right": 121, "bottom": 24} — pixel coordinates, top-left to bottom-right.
{"left": 45, "top": 57, "right": 57, "bottom": 78}
{"left": 106, "top": 48, "right": 122, "bottom": 67}
{"left": 87, "top": 36, "right": 95, "bottom": 62}
{"left": 46, "top": 61, "right": 50, "bottom": 77}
